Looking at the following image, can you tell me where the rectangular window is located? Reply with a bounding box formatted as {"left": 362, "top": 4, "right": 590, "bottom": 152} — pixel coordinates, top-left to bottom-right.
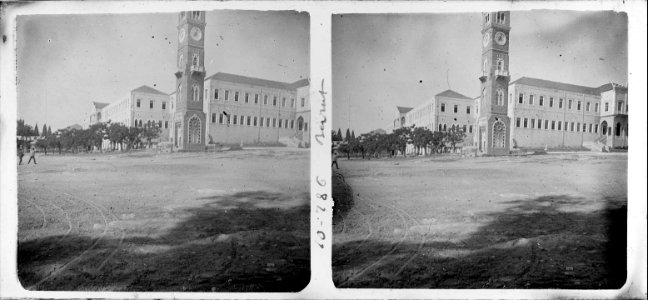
{"left": 137, "top": 99, "right": 141, "bottom": 107}
{"left": 582, "top": 123, "right": 587, "bottom": 132}
{"left": 259, "top": 117, "right": 264, "bottom": 127}
{"left": 240, "top": 115, "right": 244, "bottom": 125}
{"left": 523, "top": 118, "right": 528, "bottom": 128}
{"left": 165, "top": 121, "right": 168, "bottom": 128}
{"left": 589, "top": 123, "right": 593, "bottom": 133}
{"left": 531, "top": 118, "right": 535, "bottom": 129}
{"left": 549, "top": 97, "right": 554, "bottom": 108}
{"left": 568, "top": 99, "right": 573, "bottom": 109}
{"left": 516, "top": 117, "right": 521, "bottom": 128}
{"left": 278, "top": 118, "right": 282, "bottom": 128}
{"left": 273, "top": 96, "right": 277, "bottom": 106}
{"left": 466, "top": 106, "right": 471, "bottom": 114}
{"left": 538, "top": 119, "right": 542, "bottom": 129}
{"left": 282, "top": 97, "right": 286, "bottom": 107}
{"left": 462, "top": 125, "right": 467, "bottom": 132}
{"left": 212, "top": 113, "right": 216, "bottom": 123}
{"left": 559, "top": 98, "right": 563, "bottom": 109}
{"left": 284, "top": 119, "right": 288, "bottom": 128}
{"left": 544, "top": 120, "right": 548, "bottom": 129}
{"left": 150, "top": 100, "right": 153, "bottom": 109}
{"left": 557, "top": 121, "right": 561, "bottom": 131}
{"left": 469, "top": 125, "right": 473, "bottom": 133}
{"left": 254, "top": 94, "right": 259, "bottom": 104}
{"left": 441, "top": 103, "right": 446, "bottom": 112}
{"left": 234, "top": 92, "right": 239, "bottom": 102}
{"left": 219, "top": 113, "right": 224, "bottom": 124}
{"left": 576, "top": 122, "right": 580, "bottom": 132}
{"left": 233, "top": 115, "right": 238, "bottom": 125}
{"left": 518, "top": 93, "right": 523, "bottom": 104}
{"left": 453, "top": 104, "right": 458, "bottom": 113}
{"left": 577, "top": 101, "right": 581, "bottom": 111}
{"left": 214, "top": 89, "right": 219, "bottom": 100}
{"left": 290, "top": 120, "right": 295, "bottom": 129}
{"left": 586, "top": 102, "right": 590, "bottom": 112}
{"left": 243, "top": 93, "right": 248, "bottom": 103}
{"left": 595, "top": 103, "right": 599, "bottom": 112}
{"left": 264, "top": 95, "right": 268, "bottom": 105}
{"left": 253, "top": 117, "right": 257, "bottom": 126}
{"left": 162, "top": 102, "right": 166, "bottom": 109}
{"left": 529, "top": 95, "right": 534, "bottom": 105}
{"left": 595, "top": 124, "right": 599, "bottom": 133}
{"left": 272, "top": 118, "right": 276, "bottom": 127}
{"left": 605, "top": 102, "right": 609, "bottom": 112}
{"left": 301, "top": 98, "right": 305, "bottom": 107}
{"left": 225, "top": 90, "right": 230, "bottom": 101}
{"left": 570, "top": 122, "right": 574, "bottom": 131}
{"left": 291, "top": 98, "right": 295, "bottom": 108}
{"left": 247, "top": 116, "right": 251, "bottom": 126}
{"left": 539, "top": 96, "right": 544, "bottom": 106}
{"left": 617, "top": 101, "right": 623, "bottom": 111}
{"left": 551, "top": 120, "right": 555, "bottom": 130}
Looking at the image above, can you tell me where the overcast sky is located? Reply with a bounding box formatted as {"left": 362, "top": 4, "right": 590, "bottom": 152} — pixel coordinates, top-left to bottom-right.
{"left": 17, "top": 10, "right": 309, "bottom": 131}
{"left": 332, "top": 10, "right": 628, "bottom": 134}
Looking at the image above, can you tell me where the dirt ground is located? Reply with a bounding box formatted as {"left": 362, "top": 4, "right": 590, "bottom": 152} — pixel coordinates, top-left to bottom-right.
{"left": 17, "top": 148, "right": 310, "bottom": 292}
{"left": 333, "top": 152, "right": 627, "bottom": 289}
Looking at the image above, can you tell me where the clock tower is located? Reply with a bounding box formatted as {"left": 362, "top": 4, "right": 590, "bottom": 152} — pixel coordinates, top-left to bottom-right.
{"left": 475, "top": 11, "right": 511, "bottom": 155}
{"left": 173, "top": 11, "right": 206, "bottom": 151}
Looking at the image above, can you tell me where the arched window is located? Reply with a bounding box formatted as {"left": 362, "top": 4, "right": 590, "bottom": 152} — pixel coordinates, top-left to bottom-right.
{"left": 497, "top": 89, "right": 504, "bottom": 106}
{"left": 187, "top": 115, "right": 201, "bottom": 144}
{"left": 179, "top": 54, "right": 184, "bottom": 68}
{"left": 439, "top": 124, "right": 442, "bottom": 131}
{"left": 400, "top": 116, "right": 406, "bottom": 126}
{"left": 192, "top": 54, "right": 199, "bottom": 67}
{"left": 601, "top": 121, "right": 608, "bottom": 135}
{"left": 483, "top": 60, "right": 488, "bottom": 75}
{"left": 304, "top": 122, "right": 308, "bottom": 131}
{"left": 497, "top": 59, "right": 504, "bottom": 72}
{"left": 297, "top": 116, "right": 304, "bottom": 131}
{"left": 493, "top": 120, "right": 506, "bottom": 148}
{"left": 443, "top": 124, "right": 447, "bottom": 131}
{"left": 193, "top": 85, "right": 199, "bottom": 101}
{"left": 177, "top": 84, "right": 182, "bottom": 103}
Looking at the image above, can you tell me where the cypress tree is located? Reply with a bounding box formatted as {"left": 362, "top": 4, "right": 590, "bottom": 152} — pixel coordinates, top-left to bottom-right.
{"left": 42, "top": 123, "right": 48, "bottom": 137}
{"left": 34, "top": 123, "right": 39, "bottom": 136}
{"left": 336, "top": 128, "right": 342, "bottom": 141}
{"left": 345, "top": 128, "right": 351, "bottom": 141}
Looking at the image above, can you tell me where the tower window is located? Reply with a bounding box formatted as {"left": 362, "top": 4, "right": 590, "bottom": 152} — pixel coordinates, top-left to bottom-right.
{"left": 466, "top": 106, "right": 471, "bottom": 114}
{"left": 518, "top": 93, "right": 523, "bottom": 104}
{"left": 137, "top": 99, "right": 141, "bottom": 108}
{"left": 301, "top": 98, "right": 305, "bottom": 107}
{"left": 193, "top": 85, "right": 199, "bottom": 101}
{"left": 617, "top": 101, "right": 623, "bottom": 111}
{"left": 162, "top": 102, "right": 166, "bottom": 110}
{"left": 150, "top": 100, "right": 154, "bottom": 109}
{"left": 192, "top": 54, "right": 199, "bottom": 67}
{"left": 497, "top": 89, "right": 504, "bottom": 106}
{"left": 441, "top": 103, "right": 446, "bottom": 112}
{"left": 605, "top": 102, "right": 609, "bottom": 112}
{"left": 453, "top": 104, "right": 458, "bottom": 113}
{"left": 496, "top": 59, "right": 504, "bottom": 72}
{"left": 497, "top": 12, "right": 506, "bottom": 24}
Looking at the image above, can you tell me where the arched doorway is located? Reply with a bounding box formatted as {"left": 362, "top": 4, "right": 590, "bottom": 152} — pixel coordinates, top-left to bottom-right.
{"left": 492, "top": 120, "right": 506, "bottom": 148}
{"left": 297, "top": 116, "right": 304, "bottom": 131}
{"left": 601, "top": 121, "right": 608, "bottom": 135}
{"left": 615, "top": 122, "right": 621, "bottom": 136}
{"left": 187, "top": 115, "right": 201, "bottom": 144}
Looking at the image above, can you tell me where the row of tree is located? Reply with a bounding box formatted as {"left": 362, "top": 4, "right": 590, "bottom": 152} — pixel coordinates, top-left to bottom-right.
{"left": 18, "top": 120, "right": 161, "bottom": 154}
{"left": 332, "top": 128, "right": 356, "bottom": 142}
{"left": 17, "top": 119, "right": 52, "bottom": 138}
{"left": 335, "top": 125, "right": 467, "bottom": 159}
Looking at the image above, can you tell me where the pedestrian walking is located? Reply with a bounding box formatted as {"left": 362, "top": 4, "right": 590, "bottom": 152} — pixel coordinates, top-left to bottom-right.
{"left": 27, "top": 146, "right": 37, "bottom": 165}
{"left": 332, "top": 150, "right": 339, "bottom": 169}
{"left": 18, "top": 146, "right": 24, "bottom": 165}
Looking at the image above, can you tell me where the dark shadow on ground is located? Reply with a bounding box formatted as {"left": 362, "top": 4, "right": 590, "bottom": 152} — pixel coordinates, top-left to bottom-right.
{"left": 332, "top": 171, "right": 354, "bottom": 227}
{"left": 18, "top": 191, "right": 310, "bottom": 292}
{"left": 333, "top": 195, "right": 627, "bottom": 289}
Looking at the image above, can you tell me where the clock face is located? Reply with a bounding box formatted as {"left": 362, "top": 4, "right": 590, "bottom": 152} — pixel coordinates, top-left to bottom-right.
{"left": 178, "top": 28, "right": 186, "bottom": 42}
{"left": 482, "top": 32, "right": 490, "bottom": 47}
{"left": 190, "top": 27, "right": 203, "bottom": 41}
{"left": 495, "top": 32, "right": 507, "bottom": 45}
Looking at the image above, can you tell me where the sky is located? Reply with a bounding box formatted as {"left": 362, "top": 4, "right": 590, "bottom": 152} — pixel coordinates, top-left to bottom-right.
{"left": 16, "top": 10, "right": 309, "bottom": 131}
{"left": 332, "top": 11, "right": 628, "bottom": 134}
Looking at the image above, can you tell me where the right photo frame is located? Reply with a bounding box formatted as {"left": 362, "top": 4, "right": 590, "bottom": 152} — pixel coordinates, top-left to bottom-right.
{"left": 331, "top": 11, "right": 629, "bottom": 289}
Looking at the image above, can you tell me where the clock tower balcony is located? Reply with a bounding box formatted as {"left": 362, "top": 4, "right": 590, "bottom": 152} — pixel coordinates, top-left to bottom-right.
{"left": 174, "top": 69, "right": 184, "bottom": 79}
{"left": 494, "top": 69, "right": 509, "bottom": 78}
{"left": 479, "top": 73, "right": 488, "bottom": 83}
{"left": 190, "top": 65, "right": 205, "bottom": 75}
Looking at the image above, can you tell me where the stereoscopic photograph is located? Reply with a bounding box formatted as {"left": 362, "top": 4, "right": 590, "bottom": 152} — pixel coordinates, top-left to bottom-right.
{"left": 15, "top": 10, "right": 310, "bottom": 292}
{"left": 332, "top": 11, "right": 628, "bottom": 289}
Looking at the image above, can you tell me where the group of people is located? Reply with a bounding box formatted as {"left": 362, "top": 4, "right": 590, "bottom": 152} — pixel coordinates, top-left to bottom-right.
{"left": 17, "top": 146, "right": 37, "bottom": 165}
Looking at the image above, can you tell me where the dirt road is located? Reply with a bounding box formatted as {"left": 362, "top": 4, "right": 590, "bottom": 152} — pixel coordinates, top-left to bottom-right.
{"left": 333, "top": 152, "right": 627, "bottom": 289}
{"left": 18, "top": 148, "right": 310, "bottom": 292}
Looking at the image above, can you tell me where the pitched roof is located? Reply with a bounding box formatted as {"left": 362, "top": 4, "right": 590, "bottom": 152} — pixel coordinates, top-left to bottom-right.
{"left": 131, "top": 85, "right": 168, "bottom": 95}
{"left": 596, "top": 82, "right": 628, "bottom": 93}
{"left": 397, "top": 106, "right": 413, "bottom": 114}
{"left": 205, "top": 72, "right": 307, "bottom": 90}
{"left": 288, "top": 78, "right": 310, "bottom": 89}
{"left": 93, "top": 101, "right": 110, "bottom": 109}
{"left": 435, "top": 89, "right": 472, "bottom": 100}
{"left": 509, "top": 77, "right": 600, "bottom": 96}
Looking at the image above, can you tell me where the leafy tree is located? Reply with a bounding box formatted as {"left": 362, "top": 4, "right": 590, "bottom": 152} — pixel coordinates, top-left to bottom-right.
{"left": 35, "top": 138, "right": 48, "bottom": 155}
{"left": 141, "top": 124, "right": 161, "bottom": 148}
{"left": 88, "top": 123, "right": 108, "bottom": 153}
{"left": 125, "top": 127, "right": 143, "bottom": 150}
{"left": 445, "top": 127, "right": 466, "bottom": 153}
{"left": 108, "top": 123, "right": 128, "bottom": 151}
{"left": 392, "top": 126, "right": 413, "bottom": 157}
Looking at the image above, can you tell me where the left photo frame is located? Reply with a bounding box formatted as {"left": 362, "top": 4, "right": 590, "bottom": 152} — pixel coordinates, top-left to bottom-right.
{"left": 6, "top": 8, "right": 311, "bottom": 293}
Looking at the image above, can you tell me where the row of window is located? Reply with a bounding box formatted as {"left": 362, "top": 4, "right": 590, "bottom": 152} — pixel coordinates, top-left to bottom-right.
{"left": 136, "top": 99, "right": 167, "bottom": 110}
{"left": 440, "top": 103, "right": 472, "bottom": 114}
{"left": 211, "top": 88, "right": 306, "bottom": 108}
{"left": 437, "top": 123, "right": 474, "bottom": 134}
{"left": 134, "top": 119, "right": 169, "bottom": 129}
{"left": 514, "top": 93, "right": 608, "bottom": 113}
{"left": 515, "top": 117, "right": 599, "bottom": 134}
{"left": 210, "top": 113, "right": 308, "bottom": 131}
